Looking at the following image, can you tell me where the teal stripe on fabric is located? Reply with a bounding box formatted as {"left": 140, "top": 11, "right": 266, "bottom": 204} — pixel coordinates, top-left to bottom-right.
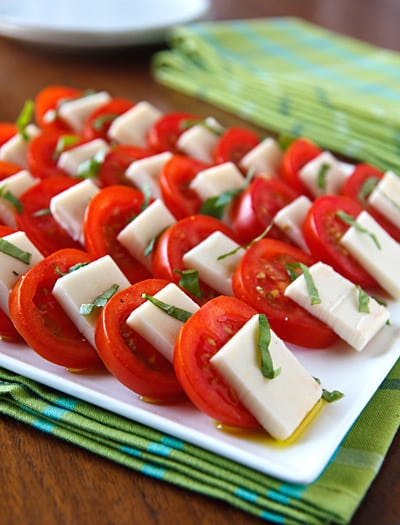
{"left": 120, "top": 445, "right": 141, "bottom": 458}
{"left": 267, "top": 489, "right": 290, "bottom": 505}
{"left": 333, "top": 447, "right": 384, "bottom": 471}
{"left": 147, "top": 442, "right": 173, "bottom": 457}
{"left": 235, "top": 487, "right": 258, "bottom": 503}
{"left": 55, "top": 397, "right": 79, "bottom": 410}
{"left": 141, "top": 464, "right": 167, "bottom": 479}
{"left": 260, "top": 509, "right": 285, "bottom": 524}
{"left": 42, "top": 405, "right": 70, "bottom": 420}
{"left": 277, "top": 482, "right": 306, "bottom": 499}
{"left": 380, "top": 377, "right": 400, "bottom": 390}
{"left": 161, "top": 435, "right": 184, "bottom": 450}
{"left": 32, "top": 418, "right": 56, "bottom": 433}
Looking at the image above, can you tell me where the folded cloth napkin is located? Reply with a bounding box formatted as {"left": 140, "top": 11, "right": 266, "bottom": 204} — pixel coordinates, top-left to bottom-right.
{"left": 0, "top": 360, "right": 398, "bottom": 525}
{"left": 152, "top": 17, "right": 400, "bottom": 172}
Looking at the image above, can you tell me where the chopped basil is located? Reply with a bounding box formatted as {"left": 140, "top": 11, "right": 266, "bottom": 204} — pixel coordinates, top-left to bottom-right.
{"left": 284, "top": 262, "right": 303, "bottom": 282}
{"left": 286, "top": 262, "right": 321, "bottom": 305}
{"left": 54, "top": 135, "right": 80, "bottom": 159}
{"left": 0, "top": 238, "right": 32, "bottom": 264}
{"left": 174, "top": 268, "right": 202, "bottom": 299}
{"left": 77, "top": 149, "right": 107, "bottom": 179}
{"left": 0, "top": 186, "right": 23, "bottom": 213}
{"left": 16, "top": 99, "right": 34, "bottom": 141}
{"left": 314, "top": 377, "right": 344, "bottom": 403}
{"left": 92, "top": 113, "right": 118, "bottom": 131}
{"left": 141, "top": 293, "right": 193, "bottom": 322}
{"left": 356, "top": 285, "right": 370, "bottom": 313}
{"left": 140, "top": 182, "right": 152, "bottom": 212}
{"left": 180, "top": 118, "right": 223, "bottom": 136}
{"left": 200, "top": 188, "right": 242, "bottom": 219}
{"left": 80, "top": 284, "right": 119, "bottom": 315}
{"left": 357, "top": 176, "right": 378, "bottom": 205}
{"left": 317, "top": 162, "right": 330, "bottom": 190}
{"left": 54, "top": 261, "right": 89, "bottom": 277}
{"left": 143, "top": 227, "right": 168, "bottom": 257}
{"left": 32, "top": 207, "right": 51, "bottom": 217}
{"left": 277, "top": 134, "right": 296, "bottom": 152}
{"left": 257, "top": 314, "right": 281, "bottom": 379}
{"left": 336, "top": 210, "right": 381, "bottom": 249}
{"left": 217, "top": 222, "right": 273, "bottom": 261}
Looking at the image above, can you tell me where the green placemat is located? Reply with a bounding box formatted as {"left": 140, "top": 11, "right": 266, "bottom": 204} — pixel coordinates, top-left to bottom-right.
{"left": 0, "top": 359, "right": 398, "bottom": 525}
{"left": 152, "top": 17, "right": 400, "bottom": 172}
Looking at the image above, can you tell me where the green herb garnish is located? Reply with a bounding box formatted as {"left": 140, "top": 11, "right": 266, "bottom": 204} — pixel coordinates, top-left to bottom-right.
{"left": 356, "top": 285, "right": 370, "bottom": 313}
{"left": 277, "top": 134, "right": 296, "bottom": 152}
{"left": 217, "top": 222, "right": 273, "bottom": 261}
{"left": 317, "top": 162, "right": 330, "bottom": 190}
{"left": 200, "top": 188, "right": 242, "bottom": 219}
{"left": 80, "top": 284, "right": 119, "bottom": 315}
{"left": 54, "top": 135, "right": 79, "bottom": 159}
{"left": 336, "top": 210, "right": 381, "bottom": 249}
{"left": 77, "top": 149, "right": 106, "bottom": 179}
{"left": 92, "top": 113, "right": 118, "bottom": 131}
{"left": 357, "top": 176, "right": 379, "bottom": 205}
{"left": 286, "top": 262, "right": 321, "bottom": 305}
{"left": 32, "top": 207, "right": 51, "bottom": 217}
{"left": 314, "top": 377, "right": 344, "bottom": 403}
{"left": 257, "top": 314, "right": 281, "bottom": 379}
{"left": 140, "top": 182, "right": 152, "bottom": 213}
{"left": 0, "top": 238, "right": 32, "bottom": 264}
{"left": 54, "top": 261, "right": 89, "bottom": 277}
{"left": 0, "top": 186, "right": 23, "bottom": 213}
{"left": 180, "top": 118, "right": 223, "bottom": 136}
{"left": 174, "top": 269, "right": 202, "bottom": 299}
{"left": 141, "top": 293, "right": 193, "bottom": 322}
{"left": 16, "top": 99, "right": 34, "bottom": 140}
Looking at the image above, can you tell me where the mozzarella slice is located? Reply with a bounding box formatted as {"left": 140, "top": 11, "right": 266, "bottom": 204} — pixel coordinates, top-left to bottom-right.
{"left": 210, "top": 314, "right": 322, "bottom": 440}
{"left": 183, "top": 231, "right": 244, "bottom": 296}
{"left": 0, "top": 124, "right": 40, "bottom": 168}
{"left": 126, "top": 282, "right": 199, "bottom": 362}
{"left": 340, "top": 210, "right": 400, "bottom": 299}
{"left": 273, "top": 195, "right": 312, "bottom": 252}
{"left": 368, "top": 170, "right": 400, "bottom": 229}
{"left": 284, "top": 261, "right": 389, "bottom": 351}
{"left": 0, "top": 170, "right": 37, "bottom": 227}
{"left": 57, "top": 91, "right": 111, "bottom": 133}
{"left": 50, "top": 179, "right": 99, "bottom": 244}
{"left": 117, "top": 199, "right": 176, "bottom": 270}
{"left": 0, "top": 231, "right": 43, "bottom": 316}
{"left": 52, "top": 255, "right": 130, "bottom": 348}
{"left": 189, "top": 162, "right": 245, "bottom": 201}
{"left": 57, "top": 138, "right": 109, "bottom": 177}
{"left": 299, "top": 151, "right": 348, "bottom": 197}
{"left": 239, "top": 137, "right": 283, "bottom": 176}
{"left": 125, "top": 152, "right": 172, "bottom": 198}
{"left": 176, "top": 117, "right": 223, "bottom": 163}
{"left": 107, "top": 101, "right": 162, "bottom": 147}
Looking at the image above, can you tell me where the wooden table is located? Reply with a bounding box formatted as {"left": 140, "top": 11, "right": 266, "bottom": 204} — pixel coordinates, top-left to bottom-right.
{"left": 0, "top": 1, "right": 398, "bottom": 523}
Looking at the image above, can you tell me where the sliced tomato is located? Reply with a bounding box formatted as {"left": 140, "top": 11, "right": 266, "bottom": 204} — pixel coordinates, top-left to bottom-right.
{"left": 280, "top": 137, "right": 321, "bottom": 196}
{"left": 98, "top": 144, "right": 151, "bottom": 187}
{"left": 232, "top": 238, "right": 338, "bottom": 348}
{"left": 83, "top": 185, "right": 151, "bottom": 283}
{"left": 147, "top": 112, "right": 199, "bottom": 154}
{"left": 174, "top": 295, "right": 260, "bottom": 429}
{"left": 230, "top": 175, "right": 299, "bottom": 244}
{"left": 303, "top": 195, "right": 376, "bottom": 287}
{"left": 151, "top": 214, "right": 237, "bottom": 303}
{"left": 34, "top": 85, "right": 82, "bottom": 131}
{"left": 213, "top": 127, "right": 260, "bottom": 165}
{"left": 0, "top": 123, "right": 18, "bottom": 146}
{"left": 16, "top": 176, "right": 82, "bottom": 256}
{"left": 81, "top": 98, "right": 134, "bottom": 141}
{"left": 95, "top": 278, "right": 184, "bottom": 401}
{"left": 8, "top": 248, "right": 101, "bottom": 368}
{"left": 0, "top": 161, "right": 23, "bottom": 179}
{"left": 0, "top": 225, "right": 21, "bottom": 341}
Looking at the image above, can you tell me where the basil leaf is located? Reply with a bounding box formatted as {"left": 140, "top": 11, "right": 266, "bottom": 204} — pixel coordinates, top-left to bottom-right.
{"left": 0, "top": 238, "right": 32, "bottom": 264}
{"left": 217, "top": 222, "right": 273, "bottom": 261}
{"left": 180, "top": 118, "right": 223, "bottom": 136}
{"left": 54, "top": 135, "right": 80, "bottom": 159}
{"left": 174, "top": 268, "right": 202, "bottom": 299}
{"left": 257, "top": 314, "right": 281, "bottom": 379}
{"left": 356, "top": 285, "right": 370, "bottom": 313}
{"left": 92, "top": 113, "right": 118, "bottom": 131}
{"left": 141, "top": 293, "right": 193, "bottom": 322}
{"left": 77, "top": 149, "right": 106, "bottom": 179}
{"left": 200, "top": 188, "right": 242, "bottom": 219}
{"left": 0, "top": 186, "right": 23, "bottom": 213}
{"left": 322, "top": 388, "right": 344, "bottom": 403}
{"left": 336, "top": 210, "right": 381, "bottom": 249}
{"left": 80, "top": 284, "right": 119, "bottom": 315}
{"left": 286, "top": 262, "right": 321, "bottom": 305}
{"left": 16, "top": 99, "right": 34, "bottom": 140}
{"left": 357, "top": 176, "right": 379, "bottom": 205}
{"left": 32, "top": 208, "right": 51, "bottom": 217}
{"left": 317, "top": 162, "right": 330, "bottom": 190}
{"left": 277, "top": 134, "right": 296, "bottom": 151}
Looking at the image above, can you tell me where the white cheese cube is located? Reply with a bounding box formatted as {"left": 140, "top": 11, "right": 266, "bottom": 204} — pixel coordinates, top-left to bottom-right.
{"left": 299, "top": 151, "right": 348, "bottom": 197}
{"left": 0, "top": 124, "right": 40, "bottom": 168}
{"left": 273, "top": 195, "right": 312, "bottom": 252}
{"left": 52, "top": 255, "right": 130, "bottom": 348}
{"left": 125, "top": 152, "right": 172, "bottom": 198}
{"left": 0, "top": 170, "right": 37, "bottom": 227}
{"left": 117, "top": 199, "right": 176, "bottom": 270}
{"left": 57, "top": 139, "right": 109, "bottom": 177}
{"left": 107, "top": 101, "right": 162, "bottom": 147}
{"left": 0, "top": 231, "right": 43, "bottom": 316}
{"left": 182, "top": 231, "right": 244, "bottom": 296}
{"left": 57, "top": 91, "right": 111, "bottom": 133}
{"left": 240, "top": 137, "right": 283, "bottom": 176}
{"left": 210, "top": 314, "right": 322, "bottom": 440}
{"left": 368, "top": 170, "right": 400, "bottom": 229}
{"left": 126, "top": 282, "right": 199, "bottom": 362}
{"left": 189, "top": 162, "right": 245, "bottom": 201}
{"left": 50, "top": 179, "right": 99, "bottom": 244}
{"left": 284, "top": 261, "right": 389, "bottom": 351}
{"left": 340, "top": 210, "right": 400, "bottom": 299}
{"left": 176, "top": 117, "right": 223, "bottom": 163}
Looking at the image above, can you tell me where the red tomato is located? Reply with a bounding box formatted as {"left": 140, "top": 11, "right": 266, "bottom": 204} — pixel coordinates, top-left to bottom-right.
{"left": 8, "top": 248, "right": 101, "bottom": 368}
{"left": 0, "top": 225, "right": 21, "bottom": 341}
{"left": 159, "top": 155, "right": 208, "bottom": 219}
{"left": 341, "top": 163, "right": 400, "bottom": 242}
{"left": 280, "top": 138, "right": 321, "bottom": 195}
{"left": 230, "top": 175, "right": 299, "bottom": 244}
{"left": 213, "top": 127, "right": 260, "bottom": 165}
{"left": 98, "top": 144, "right": 151, "bottom": 187}
{"left": 152, "top": 214, "right": 237, "bottom": 303}
{"left": 0, "top": 123, "right": 18, "bottom": 146}
{"left": 95, "top": 278, "right": 184, "bottom": 401}
{"left": 16, "top": 176, "right": 82, "bottom": 256}
{"left": 174, "top": 295, "right": 260, "bottom": 429}
{"left": 232, "top": 238, "right": 338, "bottom": 348}
{"left": 28, "top": 129, "right": 77, "bottom": 179}
{"left": 34, "top": 85, "right": 82, "bottom": 131}
{"left": 303, "top": 195, "right": 376, "bottom": 287}
{"left": 147, "top": 112, "right": 199, "bottom": 153}
{"left": 81, "top": 98, "right": 134, "bottom": 141}
{"left": 0, "top": 160, "right": 23, "bottom": 179}
{"left": 83, "top": 185, "right": 151, "bottom": 283}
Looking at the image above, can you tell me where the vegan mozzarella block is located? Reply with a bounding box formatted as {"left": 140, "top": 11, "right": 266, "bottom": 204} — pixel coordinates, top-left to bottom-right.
{"left": 0, "top": 124, "right": 40, "bottom": 168}
{"left": 210, "top": 314, "right": 322, "bottom": 440}
{"left": 125, "top": 152, "right": 172, "bottom": 198}
{"left": 57, "top": 91, "right": 111, "bottom": 133}
{"left": 299, "top": 151, "right": 348, "bottom": 197}
{"left": 126, "top": 282, "right": 199, "bottom": 362}
{"left": 340, "top": 210, "right": 400, "bottom": 299}
{"left": 176, "top": 117, "right": 223, "bottom": 163}
{"left": 368, "top": 170, "right": 400, "bottom": 229}
{"left": 0, "top": 170, "right": 37, "bottom": 227}
{"left": 52, "top": 255, "right": 130, "bottom": 348}
{"left": 183, "top": 231, "right": 244, "bottom": 296}
{"left": 107, "top": 101, "right": 162, "bottom": 147}
{"left": 117, "top": 199, "right": 176, "bottom": 270}
{"left": 284, "top": 261, "right": 389, "bottom": 351}
{"left": 57, "top": 138, "right": 109, "bottom": 177}
{"left": 50, "top": 178, "right": 99, "bottom": 244}
{"left": 189, "top": 162, "right": 245, "bottom": 201}
{"left": 0, "top": 231, "right": 43, "bottom": 316}
{"left": 240, "top": 137, "right": 283, "bottom": 176}
{"left": 273, "top": 195, "right": 312, "bottom": 252}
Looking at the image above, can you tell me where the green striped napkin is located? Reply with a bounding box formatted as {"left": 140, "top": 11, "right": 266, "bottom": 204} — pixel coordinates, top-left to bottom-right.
{"left": 0, "top": 361, "right": 398, "bottom": 525}
{"left": 152, "top": 17, "right": 400, "bottom": 172}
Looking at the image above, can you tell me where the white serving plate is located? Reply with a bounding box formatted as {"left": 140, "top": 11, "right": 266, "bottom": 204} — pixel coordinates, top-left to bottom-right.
{"left": 0, "top": 0, "right": 209, "bottom": 48}
{"left": 0, "top": 296, "right": 398, "bottom": 484}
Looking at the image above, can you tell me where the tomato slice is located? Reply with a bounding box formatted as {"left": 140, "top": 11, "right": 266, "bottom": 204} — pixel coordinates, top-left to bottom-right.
{"left": 27, "top": 129, "right": 77, "bottom": 179}
{"left": 213, "top": 127, "right": 260, "bottom": 165}
{"left": 0, "top": 123, "right": 18, "bottom": 146}
{"left": 174, "top": 295, "right": 260, "bottom": 429}
{"left": 83, "top": 185, "right": 151, "bottom": 283}
{"left": 0, "top": 160, "right": 23, "bottom": 179}
{"left": 95, "top": 278, "right": 184, "bottom": 401}
{"left": 230, "top": 175, "right": 299, "bottom": 244}
{"left": 159, "top": 155, "right": 208, "bottom": 219}
{"left": 280, "top": 138, "right": 321, "bottom": 196}
{"left": 8, "top": 248, "right": 101, "bottom": 368}
{"left": 0, "top": 225, "right": 21, "bottom": 341}
{"left": 81, "top": 98, "right": 134, "bottom": 141}
{"left": 34, "top": 85, "right": 82, "bottom": 131}
{"left": 232, "top": 238, "right": 338, "bottom": 348}
{"left": 303, "top": 195, "right": 376, "bottom": 287}
{"left": 151, "top": 214, "right": 238, "bottom": 303}
{"left": 16, "top": 176, "right": 82, "bottom": 256}
{"left": 147, "top": 112, "right": 199, "bottom": 154}
{"left": 98, "top": 144, "right": 151, "bottom": 187}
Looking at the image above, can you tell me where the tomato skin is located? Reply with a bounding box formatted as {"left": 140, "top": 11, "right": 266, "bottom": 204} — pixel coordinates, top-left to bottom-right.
{"left": 280, "top": 138, "right": 321, "bottom": 196}
{"left": 8, "top": 248, "right": 101, "bottom": 368}
{"left": 213, "top": 127, "right": 260, "bottom": 165}
{"left": 27, "top": 129, "right": 76, "bottom": 179}
{"left": 232, "top": 238, "right": 338, "bottom": 348}
{"left": 0, "top": 123, "right": 18, "bottom": 146}
{"left": 174, "top": 295, "right": 260, "bottom": 429}
{"left": 83, "top": 185, "right": 151, "bottom": 283}
{"left": 34, "top": 85, "right": 82, "bottom": 131}
{"left": 147, "top": 112, "right": 198, "bottom": 154}
{"left": 0, "top": 160, "right": 23, "bottom": 179}
{"left": 98, "top": 144, "right": 151, "bottom": 187}
{"left": 81, "top": 98, "right": 134, "bottom": 141}
{"left": 0, "top": 225, "right": 21, "bottom": 341}
{"left": 303, "top": 195, "right": 376, "bottom": 288}
{"left": 95, "top": 278, "right": 184, "bottom": 401}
